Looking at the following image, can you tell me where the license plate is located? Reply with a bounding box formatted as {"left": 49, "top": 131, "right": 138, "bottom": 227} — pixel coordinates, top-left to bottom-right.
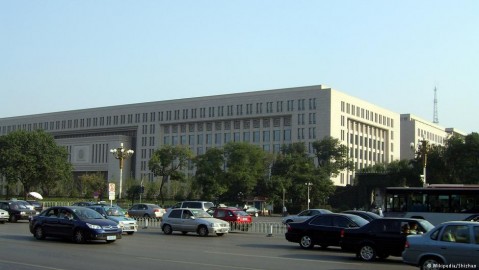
{"left": 107, "top": 235, "right": 117, "bottom": 240}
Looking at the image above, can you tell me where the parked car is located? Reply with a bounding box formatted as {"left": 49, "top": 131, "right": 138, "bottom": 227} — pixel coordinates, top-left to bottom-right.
{"left": 285, "top": 213, "right": 369, "bottom": 249}
{"left": 340, "top": 217, "right": 434, "bottom": 261}
{"left": 463, "top": 214, "right": 479, "bottom": 222}
{"left": 27, "top": 200, "right": 43, "bottom": 213}
{"left": 29, "top": 206, "right": 122, "bottom": 243}
{"left": 282, "top": 209, "right": 332, "bottom": 224}
{"left": 87, "top": 205, "right": 138, "bottom": 235}
{"left": 341, "top": 210, "right": 382, "bottom": 222}
{"left": 71, "top": 201, "right": 95, "bottom": 207}
{"left": 0, "top": 209, "right": 9, "bottom": 224}
{"left": 244, "top": 206, "right": 260, "bottom": 217}
{"left": 172, "top": 201, "right": 215, "bottom": 212}
{"left": 161, "top": 208, "right": 230, "bottom": 236}
{"left": 403, "top": 221, "right": 479, "bottom": 268}
{"left": 212, "top": 207, "right": 252, "bottom": 231}
{"left": 127, "top": 203, "right": 166, "bottom": 219}
{"left": 0, "top": 199, "right": 37, "bottom": 222}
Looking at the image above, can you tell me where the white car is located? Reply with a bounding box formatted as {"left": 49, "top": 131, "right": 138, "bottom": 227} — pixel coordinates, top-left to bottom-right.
{"left": 161, "top": 208, "right": 229, "bottom": 236}
{"left": 0, "top": 209, "right": 9, "bottom": 224}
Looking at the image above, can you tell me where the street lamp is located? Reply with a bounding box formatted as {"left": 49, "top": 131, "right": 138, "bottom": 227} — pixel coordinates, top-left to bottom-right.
{"left": 110, "top": 143, "right": 134, "bottom": 199}
{"left": 305, "top": 182, "right": 313, "bottom": 209}
{"left": 410, "top": 138, "right": 429, "bottom": 187}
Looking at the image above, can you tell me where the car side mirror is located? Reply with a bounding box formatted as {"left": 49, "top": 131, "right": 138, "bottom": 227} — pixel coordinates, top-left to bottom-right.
{"left": 190, "top": 216, "right": 195, "bottom": 220}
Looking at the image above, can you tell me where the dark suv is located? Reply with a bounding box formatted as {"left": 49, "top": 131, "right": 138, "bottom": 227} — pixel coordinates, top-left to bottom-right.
{"left": 0, "top": 200, "right": 37, "bottom": 222}
{"left": 340, "top": 217, "right": 434, "bottom": 261}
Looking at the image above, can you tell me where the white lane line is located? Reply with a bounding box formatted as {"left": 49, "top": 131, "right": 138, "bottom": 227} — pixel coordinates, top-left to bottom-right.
{"left": 0, "top": 259, "right": 66, "bottom": 270}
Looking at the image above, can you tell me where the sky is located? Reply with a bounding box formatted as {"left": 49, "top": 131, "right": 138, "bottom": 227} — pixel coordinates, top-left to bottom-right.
{"left": 1, "top": 1, "right": 478, "bottom": 134}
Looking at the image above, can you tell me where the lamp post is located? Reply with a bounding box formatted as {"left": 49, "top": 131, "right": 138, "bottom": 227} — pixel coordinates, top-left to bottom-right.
{"left": 110, "top": 143, "right": 134, "bottom": 199}
{"left": 410, "top": 138, "right": 429, "bottom": 187}
{"left": 305, "top": 182, "right": 313, "bottom": 209}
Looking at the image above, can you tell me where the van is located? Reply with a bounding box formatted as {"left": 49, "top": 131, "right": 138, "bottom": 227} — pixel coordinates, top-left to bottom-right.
{"left": 173, "top": 201, "right": 215, "bottom": 212}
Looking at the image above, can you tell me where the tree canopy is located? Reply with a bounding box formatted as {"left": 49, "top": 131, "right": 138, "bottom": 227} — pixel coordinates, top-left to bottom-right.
{"left": 0, "top": 130, "right": 72, "bottom": 199}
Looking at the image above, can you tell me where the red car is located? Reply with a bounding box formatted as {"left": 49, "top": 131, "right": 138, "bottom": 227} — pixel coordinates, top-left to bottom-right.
{"left": 212, "top": 207, "right": 252, "bottom": 231}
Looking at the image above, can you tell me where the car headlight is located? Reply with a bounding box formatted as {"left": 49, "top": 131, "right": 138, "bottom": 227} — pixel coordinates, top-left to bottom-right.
{"left": 20, "top": 211, "right": 26, "bottom": 215}
{"left": 86, "top": 223, "right": 102, "bottom": 229}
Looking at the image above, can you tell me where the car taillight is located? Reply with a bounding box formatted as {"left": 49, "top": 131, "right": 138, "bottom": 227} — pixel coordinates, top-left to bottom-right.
{"left": 404, "top": 240, "right": 410, "bottom": 249}
{"left": 340, "top": 229, "right": 344, "bottom": 238}
{"left": 286, "top": 224, "right": 292, "bottom": 232}
{"left": 154, "top": 209, "right": 160, "bottom": 212}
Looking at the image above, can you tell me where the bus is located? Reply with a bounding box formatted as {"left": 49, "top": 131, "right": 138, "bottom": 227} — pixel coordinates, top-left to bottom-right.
{"left": 383, "top": 184, "right": 479, "bottom": 225}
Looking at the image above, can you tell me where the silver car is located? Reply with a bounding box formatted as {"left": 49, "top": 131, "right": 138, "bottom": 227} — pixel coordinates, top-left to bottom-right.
{"left": 161, "top": 208, "right": 230, "bottom": 236}
{"left": 282, "top": 209, "right": 332, "bottom": 224}
{"left": 0, "top": 209, "right": 9, "bottom": 224}
{"left": 402, "top": 221, "right": 479, "bottom": 269}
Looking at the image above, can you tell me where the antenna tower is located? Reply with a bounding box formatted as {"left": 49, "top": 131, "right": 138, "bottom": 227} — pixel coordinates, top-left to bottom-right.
{"left": 433, "top": 86, "right": 439, "bottom": 123}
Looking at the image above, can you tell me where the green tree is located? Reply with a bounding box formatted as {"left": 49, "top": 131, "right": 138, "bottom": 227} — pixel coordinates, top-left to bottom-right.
{"left": 148, "top": 145, "right": 193, "bottom": 205}
{"left": 0, "top": 130, "right": 72, "bottom": 199}
{"left": 193, "top": 148, "right": 227, "bottom": 201}
{"left": 78, "top": 172, "right": 107, "bottom": 199}
{"left": 272, "top": 142, "right": 335, "bottom": 212}
{"left": 222, "top": 142, "right": 267, "bottom": 202}
{"left": 312, "top": 136, "right": 353, "bottom": 177}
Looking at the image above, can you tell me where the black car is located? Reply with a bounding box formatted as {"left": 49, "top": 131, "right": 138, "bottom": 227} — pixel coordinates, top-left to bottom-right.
{"left": 285, "top": 213, "right": 369, "bottom": 249}
{"left": 29, "top": 206, "right": 123, "bottom": 244}
{"left": 27, "top": 200, "right": 43, "bottom": 213}
{"left": 341, "top": 210, "right": 382, "bottom": 222}
{"left": 0, "top": 200, "right": 37, "bottom": 222}
{"left": 339, "top": 217, "right": 434, "bottom": 261}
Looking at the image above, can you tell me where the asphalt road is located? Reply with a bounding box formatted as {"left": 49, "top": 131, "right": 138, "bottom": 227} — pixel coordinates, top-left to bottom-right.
{"left": 0, "top": 221, "right": 415, "bottom": 270}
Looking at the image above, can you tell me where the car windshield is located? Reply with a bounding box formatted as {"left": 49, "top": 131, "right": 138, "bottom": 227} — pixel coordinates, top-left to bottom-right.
{"left": 190, "top": 209, "right": 212, "bottom": 218}
{"left": 234, "top": 210, "right": 249, "bottom": 216}
{"left": 11, "top": 202, "right": 31, "bottom": 210}
{"left": 72, "top": 208, "right": 104, "bottom": 220}
{"left": 105, "top": 207, "right": 126, "bottom": 216}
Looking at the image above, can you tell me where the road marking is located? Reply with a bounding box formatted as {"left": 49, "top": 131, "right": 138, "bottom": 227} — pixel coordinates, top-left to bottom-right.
{"left": 135, "top": 256, "right": 265, "bottom": 270}
{"left": 203, "top": 250, "right": 363, "bottom": 266}
{"left": 0, "top": 259, "right": 66, "bottom": 270}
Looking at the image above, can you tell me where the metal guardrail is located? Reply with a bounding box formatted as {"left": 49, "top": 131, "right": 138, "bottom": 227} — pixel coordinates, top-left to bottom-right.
{"left": 133, "top": 218, "right": 287, "bottom": 235}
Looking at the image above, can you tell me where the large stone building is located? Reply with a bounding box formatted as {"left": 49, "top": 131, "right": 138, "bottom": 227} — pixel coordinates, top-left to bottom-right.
{"left": 0, "top": 85, "right": 405, "bottom": 195}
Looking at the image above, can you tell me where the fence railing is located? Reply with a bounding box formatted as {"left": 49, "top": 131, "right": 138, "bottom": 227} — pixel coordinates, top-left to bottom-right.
{"left": 133, "top": 218, "right": 287, "bottom": 235}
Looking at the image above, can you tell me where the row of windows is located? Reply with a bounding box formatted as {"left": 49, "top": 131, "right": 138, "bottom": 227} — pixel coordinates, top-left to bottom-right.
{"left": 163, "top": 117, "right": 292, "bottom": 134}
{"left": 341, "top": 101, "right": 395, "bottom": 128}
{"left": 163, "top": 130, "right": 293, "bottom": 146}
{"left": 417, "top": 128, "right": 445, "bottom": 145}
{"left": 0, "top": 98, "right": 318, "bottom": 134}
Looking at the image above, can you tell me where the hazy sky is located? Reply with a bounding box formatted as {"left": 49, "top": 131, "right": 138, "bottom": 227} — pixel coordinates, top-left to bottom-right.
{"left": 1, "top": 1, "right": 477, "bottom": 134}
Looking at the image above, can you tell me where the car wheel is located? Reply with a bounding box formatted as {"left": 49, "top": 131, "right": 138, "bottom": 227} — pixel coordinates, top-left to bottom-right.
{"left": 216, "top": 233, "right": 224, "bottom": 236}
{"left": 74, "top": 229, "right": 86, "bottom": 244}
{"left": 299, "top": 235, "right": 314, "bottom": 249}
{"left": 420, "top": 256, "right": 443, "bottom": 270}
{"left": 197, "top": 225, "right": 209, "bottom": 237}
{"left": 163, "top": 224, "right": 173, "bottom": 235}
{"left": 127, "top": 232, "right": 134, "bottom": 235}
{"left": 34, "top": 226, "right": 45, "bottom": 240}
{"left": 357, "top": 244, "right": 376, "bottom": 261}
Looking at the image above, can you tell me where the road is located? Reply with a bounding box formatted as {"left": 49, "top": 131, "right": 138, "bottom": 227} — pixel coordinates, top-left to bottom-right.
{"left": 0, "top": 221, "right": 415, "bottom": 270}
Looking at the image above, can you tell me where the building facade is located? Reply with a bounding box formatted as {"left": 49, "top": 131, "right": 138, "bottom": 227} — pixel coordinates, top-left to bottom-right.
{"left": 0, "top": 85, "right": 401, "bottom": 195}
